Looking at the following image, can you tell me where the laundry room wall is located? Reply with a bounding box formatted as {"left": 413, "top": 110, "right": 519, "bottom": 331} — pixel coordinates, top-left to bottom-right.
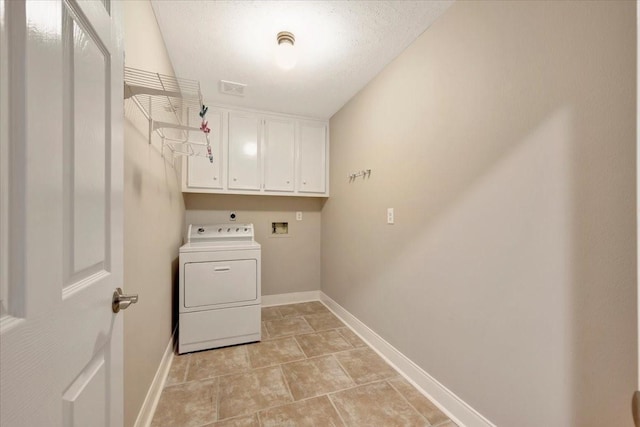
{"left": 184, "top": 194, "right": 323, "bottom": 296}
{"left": 123, "top": 1, "right": 185, "bottom": 426}
{"left": 322, "top": 1, "right": 636, "bottom": 426}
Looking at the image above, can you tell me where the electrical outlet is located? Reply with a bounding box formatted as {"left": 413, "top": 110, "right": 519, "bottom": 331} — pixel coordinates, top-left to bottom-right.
{"left": 296, "top": 212, "right": 303, "bottom": 221}
{"left": 387, "top": 208, "right": 394, "bottom": 224}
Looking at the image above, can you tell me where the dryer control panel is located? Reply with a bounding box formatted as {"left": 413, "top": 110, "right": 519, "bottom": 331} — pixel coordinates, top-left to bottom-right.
{"left": 187, "top": 223, "right": 254, "bottom": 243}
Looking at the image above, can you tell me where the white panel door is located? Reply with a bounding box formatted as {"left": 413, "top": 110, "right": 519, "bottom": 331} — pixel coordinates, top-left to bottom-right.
{"left": 297, "top": 121, "right": 327, "bottom": 193}
{"left": 264, "top": 117, "right": 295, "bottom": 192}
{"left": 228, "top": 113, "right": 261, "bottom": 190}
{"left": 0, "top": 1, "right": 125, "bottom": 426}
{"left": 187, "top": 109, "right": 223, "bottom": 189}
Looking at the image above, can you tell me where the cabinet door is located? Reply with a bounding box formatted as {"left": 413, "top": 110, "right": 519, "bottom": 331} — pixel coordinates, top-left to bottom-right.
{"left": 264, "top": 118, "right": 295, "bottom": 192}
{"left": 228, "top": 113, "right": 261, "bottom": 190}
{"left": 187, "top": 110, "right": 223, "bottom": 189}
{"left": 298, "top": 122, "right": 327, "bottom": 193}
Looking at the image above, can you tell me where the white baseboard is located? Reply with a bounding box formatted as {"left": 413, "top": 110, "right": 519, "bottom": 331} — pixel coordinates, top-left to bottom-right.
{"left": 134, "top": 329, "right": 176, "bottom": 427}
{"left": 261, "top": 290, "right": 321, "bottom": 307}
{"left": 319, "top": 292, "right": 495, "bottom": 427}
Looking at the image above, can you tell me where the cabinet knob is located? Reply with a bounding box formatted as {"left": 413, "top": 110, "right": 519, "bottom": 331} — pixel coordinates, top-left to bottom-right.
{"left": 213, "top": 177, "right": 218, "bottom": 180}
{"left": 303, "top": 181, "right": 307, "bottom": 185}
{"left": 286, "top": 181, "right": 290, "bottom": 184}
{"left": 233, "top": 178, "right": 237, "bottom": 181}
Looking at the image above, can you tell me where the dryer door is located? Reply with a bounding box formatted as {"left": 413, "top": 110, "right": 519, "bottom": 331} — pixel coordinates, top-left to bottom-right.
{"left": 184, "top": 259, "right": 258, "bottom": 308}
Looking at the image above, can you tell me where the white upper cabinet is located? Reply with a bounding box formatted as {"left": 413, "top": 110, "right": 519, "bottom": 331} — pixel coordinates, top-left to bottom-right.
{"left": 187, "top": 109, "right": 223, "bottom": 189}
{"left": 263, "top": 117, "right": 295, "bottom": 192}
{"left": 228, "top": 113, "right": 261, "bottom": 190}
{"left": 298, "top": 121, "right": 327, "bottom": 194}
{"left": 182, "top": 107, "right": 328, "bottom": 197}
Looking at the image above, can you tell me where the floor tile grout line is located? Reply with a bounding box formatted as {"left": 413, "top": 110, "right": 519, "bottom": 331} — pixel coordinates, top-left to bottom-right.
{"left": 387, "top": 378, "right": 434, "bottom": 427}
{"left": 272, "top": 302, "right": 329, "bottom": 318}
{"left": 240, "top": 352, "right": 396, "bottom": 421}
{"left": 215, "top": 374, "right": 221, "bottom": 422}
{"left": 215, "top": 366, "right": 294, "bottom": 422}
{"left": 299, "top": 315, "right": 315, "bottom": 334}
{"left": 278, "top": 351, "right": 351, "bottom": 370}
{"left": 331, "top": 352, "right": 358, "bottom": 384}
{"left": 335, "top": 327, "right": 367, "bottom": 348}
{"left": 296, "top": 326, "right": 353, "bottom": 337}
{"left": 294, "top": 325, "right": 346, "bottom": 338}
{"left": 248, "top": 335, "right": 308, "bottom": 369}
{"left": 251, "top": 391, "right": 355, "bottom": 424}
{"left": 322, "top": 378, "right": 428, "bottom": 426}
{"left": 201, "top": 412, "right": 258, "bottom": 427}
{"left": 181, "top": 354, "right": 191, "bottom": 384}
{"left": 291, "top": 334, "right": 311, "bottom": 360}
{"left": 277, "top": 354, "right": 357, "bottom": 402}
{"left": 273, "top": 305, "right": 287, "bottom": 318}
{"left": 213, "top": 369, "right": 337, "bottom": 422}
{"left": 262, "top": 306, "right": 284, "bottom": 320}
{"left": 263, "top": 318, "right": 316, "bottom": 338}
{"left": 169, "top": 350, "right": 313, "bottom": 385}
{"left": 173, "top": 337, "right": 354, "bottom": 383}
{"left": 151, "top": 377, "right": 219, "bottom": 427}
{"left": 297, "top": 329, "right": 357, "bottom": 358}
{"left": 278, "top": 364, "right": 297, "bottom": 404}
{"left": 328, "top": 353, "right": 357, "bottom": 388}
{"left": 261, "top": 321, "right": 271, "bottom": 340}
{"left": 322, "top": 376, "right": 405, "bottom": 400}
{"left": 267, "top": 324, "right": 344, "bottom": 340}
{"left": 242, "top": 345, "right": 250, "bottom": 371}
{"left": 265, "top": 304, "right": 336, "bottom": 322}
{"left": 159, "top": 375, "right": 221, "bottom": 389}
{"left": 328, "top": 344, "right": 381, "bottom": 360}
{"left": 250, "top": 356, "right": 307, "bottom": 371}
{"left": 326, "top": 393, "right": 349, "bottom": 427}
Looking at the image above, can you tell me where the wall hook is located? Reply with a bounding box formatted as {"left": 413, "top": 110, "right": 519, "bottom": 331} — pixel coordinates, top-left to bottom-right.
{"left": 348, "top": 169, "right": 372, "bottom": 182}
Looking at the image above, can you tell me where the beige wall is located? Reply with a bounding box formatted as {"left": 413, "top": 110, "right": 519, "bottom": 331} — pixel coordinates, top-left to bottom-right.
{"left": 123, "top": 2, "right": 185, "bottom": 426}
{"left": 184, "top": 194, "right": 323, "bottom": 296}
{"left": 323, "top": 1, "right": 637, "bottom": 426}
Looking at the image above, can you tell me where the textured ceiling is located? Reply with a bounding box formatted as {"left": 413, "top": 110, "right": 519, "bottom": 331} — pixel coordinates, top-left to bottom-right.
{"left": 150, "top": 1, "right": 453, "bottom": 119}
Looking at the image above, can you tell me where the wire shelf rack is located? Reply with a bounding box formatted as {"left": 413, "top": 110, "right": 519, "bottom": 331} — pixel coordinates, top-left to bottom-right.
{"left": 124, "top": 67, "right": 211, "bottom": 159}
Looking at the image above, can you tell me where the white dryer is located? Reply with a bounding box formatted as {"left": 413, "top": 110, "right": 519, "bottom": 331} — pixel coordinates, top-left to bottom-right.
{"left": 178, "top": 223, "right": 261, "bottom": 354}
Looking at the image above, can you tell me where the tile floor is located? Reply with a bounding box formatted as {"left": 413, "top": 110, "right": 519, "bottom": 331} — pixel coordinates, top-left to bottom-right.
{"left": 151, "top": 302, "right": 457, "bottom": 427}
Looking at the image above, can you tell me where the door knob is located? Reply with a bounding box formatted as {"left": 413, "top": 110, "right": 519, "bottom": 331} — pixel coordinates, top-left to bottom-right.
{"left": 112, "top": 288, "right": 139, "bottom": 313}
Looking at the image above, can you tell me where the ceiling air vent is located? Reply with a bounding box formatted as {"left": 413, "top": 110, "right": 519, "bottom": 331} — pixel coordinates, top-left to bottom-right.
{"left": 219, "top": 80, "right": 247, "bottom": 97}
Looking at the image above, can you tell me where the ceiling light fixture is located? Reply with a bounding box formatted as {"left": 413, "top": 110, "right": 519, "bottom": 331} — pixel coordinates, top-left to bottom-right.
{"left": 276, "top": 31, "right": 296, "bottom": 70}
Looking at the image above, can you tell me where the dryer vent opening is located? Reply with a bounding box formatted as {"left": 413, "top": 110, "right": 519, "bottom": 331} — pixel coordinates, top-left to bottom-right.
{"left": 272, "top": 222, "right": 288, "bottom": 235}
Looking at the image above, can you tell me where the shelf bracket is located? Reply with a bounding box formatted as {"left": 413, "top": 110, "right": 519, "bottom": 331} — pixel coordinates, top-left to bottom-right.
{"left": 124, "top": 84, "right": 182, "bottom": 100}
{"left": 152, "top": 121, "right": 201, "bottom": 133}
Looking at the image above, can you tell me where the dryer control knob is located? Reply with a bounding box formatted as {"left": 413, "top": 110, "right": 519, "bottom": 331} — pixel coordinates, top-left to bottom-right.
{"left": 218, "top": 228, "right": 222, "bottom": 232}
{"left": 227, "top": 228, "right": 231, "bottom": 232}
{"left": 236, "top": 228, "right": 239, "bottom": 232}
